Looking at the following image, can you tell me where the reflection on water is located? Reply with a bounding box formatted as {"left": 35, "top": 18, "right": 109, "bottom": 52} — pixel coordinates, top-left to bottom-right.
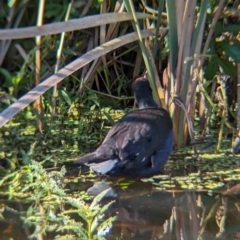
{"left": 1, "top": 178, "right": 240, "bottom": 240}
{"left": 88, "top": 181, "right": 240, "bottom": 240}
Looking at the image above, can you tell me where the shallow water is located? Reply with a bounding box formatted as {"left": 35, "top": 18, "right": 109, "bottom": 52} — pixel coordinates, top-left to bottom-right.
{"left": 1, "top": 167, "right": 240, "bottom": 240}
{"left": 1, "top": 115, "right": 240, "bottom": 239}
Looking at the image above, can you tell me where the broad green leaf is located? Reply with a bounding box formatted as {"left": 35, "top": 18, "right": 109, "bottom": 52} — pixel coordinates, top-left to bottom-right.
{"left": 0, "top": 68, "right": 13, "bottom": 83}
{"left": 222, "top": 25, "right": 240, "bottom": 33}
{"left": 214, "top": 21, "right": 222, "bottom": 34}
{"left": 90, "top": 188, "right": 111, "bottom": 210}
{"left": 218, "top": 58, "right": 237, "bottom": 78}
{"left": 97, "top": 216, "right": 118, "bottom": 236}
{"left": 218, "top": 40, "right": 240, "bottom": 62}
{"left": 206, "top": 39, "right": 215, "bottom": 55}
{"left": 204, "top": 55, "right": 219, "bottom": 80}
{"left": 59, "top": 90, "right": 72, "bottom": 106}
{"left": 100, "top": 200, "right": 115, "bottom": 215}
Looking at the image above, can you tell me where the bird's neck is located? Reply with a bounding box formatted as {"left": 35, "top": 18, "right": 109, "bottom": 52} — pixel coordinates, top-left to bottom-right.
{"left": 137, "top": 97, "right": 159, "bottom": 109}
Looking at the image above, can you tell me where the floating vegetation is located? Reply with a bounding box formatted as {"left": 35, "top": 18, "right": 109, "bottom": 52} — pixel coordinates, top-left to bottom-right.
{"left": 0, "top": 105, "right": 130, "bottom": 168}
{"left": 1, "top": 102, "right": 240, "bottom": 239}
{"left": 142, "top": 149, "right": 240, "bottom": 191}
{"left": 0, "top": 106, "right": 127, "bottom": 239}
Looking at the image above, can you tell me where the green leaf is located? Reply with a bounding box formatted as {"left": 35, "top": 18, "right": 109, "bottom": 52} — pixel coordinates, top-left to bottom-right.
{"left": 8, "top": 0, "right": 16, "bottom": 7}
{"left": 204, "top": 55, "right": 219, "bottom": 80}
{"left": 218, "top": 41, "right": 240, "bottom": 63}
{"left": 0, "top": 68, "right": 13, "bottom": 83}
{"left": 222, "top": 25, "right": 240, "bottom": 33}
{"left": 59, "top": 90, "right": 72, "bottom": 106}
{"left": 218, "top": 58, "right": 237, "bottom": 78}
{"left": 93, "top": 0, "right": 104, "bottom": 8}
{"left": 102, "top": 111, "right": 115, "bottom": 125}
{"left": 90, "top": 188, "right": 111, "bottom": 210}
{"left": 206, "top": 39, "right": 215, "bottom": 55}
{"left": 90, "top": 105, "right": 96, "bottom": 111}
{"left": 44, "top": 3, "right": 63, "bottom": 18}
{"left": 12, "top": 74, "right": 22, "bottom": 86}
{"left": 214, "top": 21, "right": 222, "bottom": 34}
{"left": 100, "top": 200, "right": 115, "bottom": 215}
{"left": 97, "top": 216, "right": 118, "bottom": 236}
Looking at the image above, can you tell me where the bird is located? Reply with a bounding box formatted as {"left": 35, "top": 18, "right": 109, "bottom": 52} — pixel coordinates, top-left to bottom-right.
{"left": 232, "top": 136, "right": 240, "bottom": 154}
{"left": 74, "top": 77, "right": 174, "bottom": 177}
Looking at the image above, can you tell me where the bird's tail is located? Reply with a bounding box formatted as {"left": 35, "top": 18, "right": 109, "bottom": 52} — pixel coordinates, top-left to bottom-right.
{"left": 74, "top": 152, "right": 96, "bottom": 164}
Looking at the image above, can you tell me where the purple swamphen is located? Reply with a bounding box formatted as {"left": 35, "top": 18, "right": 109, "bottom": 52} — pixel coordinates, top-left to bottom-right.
{"left": 74, "top": 78, "right": 173, "bottom": 177}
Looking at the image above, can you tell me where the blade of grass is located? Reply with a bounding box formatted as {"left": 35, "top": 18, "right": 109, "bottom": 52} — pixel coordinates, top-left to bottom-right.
{"left": 152, "top": 0, "right": 164, "bottom": 60}
{"left": 52, "top": 0, "right": 74, "bottom": 118}
{"left": 124, "top": 0, "right": 159, "bottom": 104}
{"left": 166, "top": 0, "right": 178, "bottom": 107}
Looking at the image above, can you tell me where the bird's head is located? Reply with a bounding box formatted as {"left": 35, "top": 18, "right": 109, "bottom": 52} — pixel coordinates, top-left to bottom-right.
{"left": 132, "top": 77, "right": 158, "bottom": 109}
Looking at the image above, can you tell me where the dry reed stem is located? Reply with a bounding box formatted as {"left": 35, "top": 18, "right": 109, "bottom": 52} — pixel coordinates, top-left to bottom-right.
{"left": 196, "top": 0, "right": 226, "bottom": 134}
{"left": 145, "top": 39, "right": 167, "bottom": 109}
{"left": 99, "top": 0, "right": 111, "bottom": 93}
{"left": 199, "top": 0, "right": 225, "bottom": 68}
{"left": 80, "top": 0, "right": 92, "bottom": 17}
{"left": 237, "top": 63, "right": 240, "bottom": 132}
{"left": 14, "top": 43, "right": 35, "bottom": 71}
{"left": 0, "top": 13, "right": 157, "bottom": 40}
{"left": 191, "top": 10, "right": 208, "bottom": 131}
{"left": 0, "top": 28, "right": 164, "bottom": 127}
{"left": 133, "top": 49, "right": 143, "bottom": 78}
{"left": 34, "top": 0, "right": 45, "bottom": 132}
{"left": 0, "top": 4, "right": 25, "bottom": 65}
{"left": 174, "top": 1, "right": 196, "bottom": 147}
{"left": 52, "top": 0, "right": 74, "bottom": 118}
{"left": 77, "top": 3, "right": 129, "bottom": 94}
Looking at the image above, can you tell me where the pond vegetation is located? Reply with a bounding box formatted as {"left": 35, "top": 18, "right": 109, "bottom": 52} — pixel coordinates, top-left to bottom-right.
{"left": 1, "top": 0, "right": 240, "bottom": 239}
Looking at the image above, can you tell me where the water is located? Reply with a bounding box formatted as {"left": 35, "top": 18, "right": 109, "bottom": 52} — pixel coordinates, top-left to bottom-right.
{"left": 1, "top": 169, "right": 240, "bottom": 240}
{"left": 1, "top": 117, "right": 240, "bottom": 239}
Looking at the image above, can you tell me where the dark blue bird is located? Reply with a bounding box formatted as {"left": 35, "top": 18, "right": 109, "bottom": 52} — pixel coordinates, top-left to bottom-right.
{"left": 232, "top": 136, "right": 240, "bottom": 154}
{"left": 74, "top": 78, "right": 173, "bottom": 177}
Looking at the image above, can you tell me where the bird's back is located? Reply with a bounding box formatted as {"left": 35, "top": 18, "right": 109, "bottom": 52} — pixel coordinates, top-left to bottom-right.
{"left": 95, "top": 107, "right": 173, "bottom": 168}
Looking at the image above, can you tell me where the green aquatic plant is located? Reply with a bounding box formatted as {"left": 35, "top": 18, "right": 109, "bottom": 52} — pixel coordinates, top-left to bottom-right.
{"left": 0, "top": 160, "right": 117, "bottom": 239}
{"left": 141, "top": 147, "right": 240, "bottom": 191}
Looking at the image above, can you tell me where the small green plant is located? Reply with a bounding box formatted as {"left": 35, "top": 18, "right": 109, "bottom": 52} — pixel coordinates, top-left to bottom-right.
{"left": 55, "top": 189, "right": 117, "bottom": 240}
{"left": 0, "top": 160, "right": 117, "bottom": 239}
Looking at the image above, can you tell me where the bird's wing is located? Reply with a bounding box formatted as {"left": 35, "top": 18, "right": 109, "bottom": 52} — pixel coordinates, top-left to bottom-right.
{"left": 75, "top": 108, "right": 172, "bottom": 167}
{"left": 98, "top": 108, "right": 172, "bottom": 167}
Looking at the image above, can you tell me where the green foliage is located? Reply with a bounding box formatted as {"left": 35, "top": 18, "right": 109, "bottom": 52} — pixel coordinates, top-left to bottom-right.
{"left": 217, "top": 40, "right": 240, "bottom": 63}
{"left": 1, "top": 1, "right": 240, "bottom": 239}
{"left": 0, "top": 160, "right": 117, "bottom": 239}
{"left": 142, "top": 144, "right": 240, "bottom": 191}
{"left": 204, "top": 54, "right": 237, "bottom": 79}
